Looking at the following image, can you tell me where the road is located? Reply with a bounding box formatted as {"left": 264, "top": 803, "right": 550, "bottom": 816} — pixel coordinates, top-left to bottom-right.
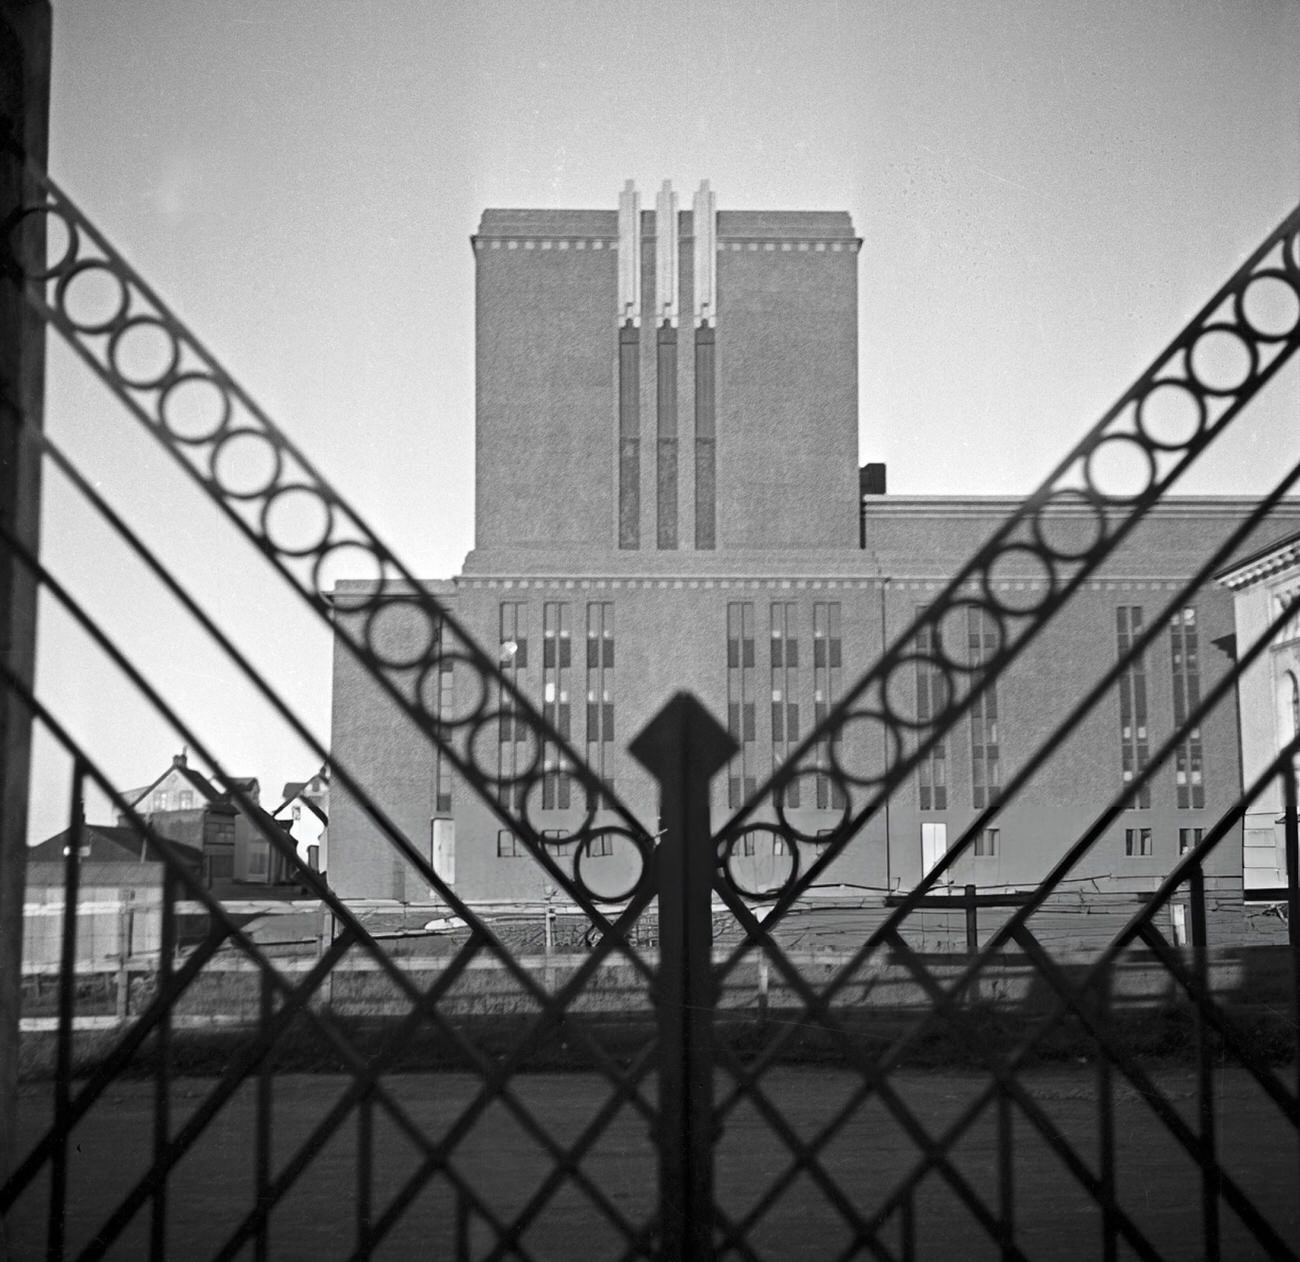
{"left": 6, "top": 1065, "right": 1298, "bottom": 1259}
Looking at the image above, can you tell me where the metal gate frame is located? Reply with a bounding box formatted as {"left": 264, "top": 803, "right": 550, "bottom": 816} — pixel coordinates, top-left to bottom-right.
{"left": 2, "top": 51, "right": 1300, "bottom": 1256}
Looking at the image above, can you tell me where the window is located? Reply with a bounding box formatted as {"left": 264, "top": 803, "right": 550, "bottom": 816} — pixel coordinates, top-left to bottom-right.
{"left": 497, "top": 829, "right": 523, "bottom": 858}
{"left": 151, "top": 790, "right": 167, "bottom": 813}
{"left": 208, "top": 853, "right": 234, "bottom": 881}
{"left": 770, "top": 603, "right": 800, "bottom": 807}
{"left": 740, "top": 832, "right": 757, "bottom": 856}
{"left": 657, "top": 322, "right": 678, "bottom": 549}
{"left": 1170, "top": 606, "right": 1204, "bottom": 809}
{"left": 586, "top": 603, "right": 616, "bottom": 801}
{"left": 247, "top": 843, "right": 269, "bottom": 876}
{"left": 542, "top": 828, "right": 571, "bottom": 857}
{"left": 618, "top": 321, "right": 640, "bottom": 549}
{"left": 726, "top": 603, "right": 757, "bottom": 808}
{"left": 542, "top": 602, "right": 573, "bottom": 810}
{"left": 695, "top": 324, "right": 716, "bottom": 549}
{"left": 178, "top": 790, "right": 194, "bottom": 810}
{"left": 915, "top": 616, "right": 947, "bottom": 811}
{"left": 812, "top": 602, "right": 845, "bottom": 809}
{"left": 1117, "top": 607, "right": 1151, "bottom": 809}
{"left": 921, "top": 822, "right": 948, "bottom": 875}
{"left": 433, "top": 619, "right": 454, "bottom": 814}
{"left": 589, "top": 833, "right": 613, "bottom": 858}
{"left": 1124, "top": 827, "right": 1153, "bottom": 857}
{"left": 967, "top": 608, "right": 1001, "bottom": 810}
{"left": 498, "top": 603, "right": 529, "bottom": 809}
{"left": 974, "top": 828, "right": 999, "bottom": 857}
{"left": 1178, "top": 827, "right": 1203, "bottom": 856}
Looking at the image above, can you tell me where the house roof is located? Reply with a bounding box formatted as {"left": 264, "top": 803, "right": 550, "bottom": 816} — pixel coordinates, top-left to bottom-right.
{"left": 274, "top": 794, "right": 328, "bottom": 826}
{"left": 28, "top": 823, "right": 200, "bottom": 865}
{"left": 127, "top": 752, "right": 223, "bottom": 809}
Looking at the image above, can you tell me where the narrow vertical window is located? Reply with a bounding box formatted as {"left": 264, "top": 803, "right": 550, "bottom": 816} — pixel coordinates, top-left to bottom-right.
{"left": 813, "top": 602, "right": 845, "bottom": 809}
{"left": 968, "top": 608, "right": 1001, "bottom": 810}
{"left": 915, "top": 615, "right": 947, "bottom": 811}
{"left": 1117, "top": 607, "right": 1151, "bottom": 809}
{"left": 1169, "top": 606, "right": 1204, "bottom": 810}
{"left": 498, "top": 602, "right": 528, "bottom": 810}
{"left": 770, "top": 603, "right": 800, "bottom": 807}
{"left": 618, "top": 323, "right": 640, "bottom": 549}
{"left": 694, "top": 324, "right": 716, "bottom": 549}
{"left": 433, "top": 618, "right": 454, "bottom": 814}
{"left": 542, "top": 602, "right": 572, "bottom": 810}
{"left": 586, "top": 603, "right": 615, "bottom": 802}
{"left": 657, "top": 323, "right": 678, "bottom": 549}
{"left": 726, "top": 603, "right": 757, "bottom": 808}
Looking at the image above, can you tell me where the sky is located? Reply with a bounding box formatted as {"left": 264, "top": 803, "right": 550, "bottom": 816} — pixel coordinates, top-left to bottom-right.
{"left": 24, "top": 0, "right": 1300, "bottom": 842}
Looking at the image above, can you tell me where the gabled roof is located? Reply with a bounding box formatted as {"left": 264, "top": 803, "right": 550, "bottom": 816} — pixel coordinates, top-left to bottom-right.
{"left": 127, "top": 753, "right": 222, "bottom": 809}
{"left": 273, "top": 793, "right": 328, "bottom": 826}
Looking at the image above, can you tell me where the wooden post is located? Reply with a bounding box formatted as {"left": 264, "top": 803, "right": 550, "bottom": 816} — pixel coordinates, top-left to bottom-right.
{"left": 0, "top": 0, "right": 50, "bottom": 1187}
{"left": 629, "top": 691, "right": 736, "bottom": 1262}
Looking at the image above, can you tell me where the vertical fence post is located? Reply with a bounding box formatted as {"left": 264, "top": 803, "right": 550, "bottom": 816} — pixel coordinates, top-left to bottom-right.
{"left": 0, "top": 0, "right": 50, "bottom": 1190}
{"left": 629, "top": 692, "right": 737, "bottom": 1262}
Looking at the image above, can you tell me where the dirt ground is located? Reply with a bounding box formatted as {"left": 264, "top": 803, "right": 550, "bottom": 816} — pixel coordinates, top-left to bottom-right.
{"left": 5, "top": 1064, "right": 1298, "bottom": 1260}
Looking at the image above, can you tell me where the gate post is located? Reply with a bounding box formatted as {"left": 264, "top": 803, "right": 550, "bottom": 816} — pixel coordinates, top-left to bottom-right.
{"left": 0, "top": 0, "right": 50, "bottom": 1187}
{"left": 630, "top": 692, "right": 737, "bottom": 1261}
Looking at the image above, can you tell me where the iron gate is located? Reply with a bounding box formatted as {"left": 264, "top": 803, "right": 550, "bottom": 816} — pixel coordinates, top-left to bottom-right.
{"left": 3, "top": 89, "right": 1300, "bottom": 1260}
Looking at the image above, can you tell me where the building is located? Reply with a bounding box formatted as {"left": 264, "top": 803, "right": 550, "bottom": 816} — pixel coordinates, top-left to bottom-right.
{"left": 1216, "top": 530, "right": 1300, "bottom": 898}
{"left": 329, "top": 181, "right": 1300, "bottom": 916}
{"left": 272, "top": 766, "right": 330, "bottom": 876}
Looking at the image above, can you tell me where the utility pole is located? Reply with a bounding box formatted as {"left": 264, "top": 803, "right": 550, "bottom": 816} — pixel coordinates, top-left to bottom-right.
{"left": 0, "top": 0, "right": 50, "bottom": 1187}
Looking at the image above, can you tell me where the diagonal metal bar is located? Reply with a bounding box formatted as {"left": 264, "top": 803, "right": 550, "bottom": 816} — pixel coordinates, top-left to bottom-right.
{"left": 0, "top": 150, "right": 654, "bottom": 920}
{"left": 716, "top": 201, "right": 1300, "bottom": 936}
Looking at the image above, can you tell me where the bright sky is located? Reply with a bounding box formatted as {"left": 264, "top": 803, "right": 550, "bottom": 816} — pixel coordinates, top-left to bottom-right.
{"left": 26, "top": 0, "right": 1300, "bottom": 841}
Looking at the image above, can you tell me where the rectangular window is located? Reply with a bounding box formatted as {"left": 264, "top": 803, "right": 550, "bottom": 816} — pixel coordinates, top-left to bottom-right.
{"left": 974, "top": 828, "right": 999, "bottom": 857}
{"left": 921, "top": 821, "right": 948, "bottom": 875}
{"left": 967, "top": 608, "right": 1001, "bottom": 810}
{"left": 498, "top": 602, "right": 529, "bottom": 810}
{"left": 542, "top": 828, "right": 570, "bottom": 858}
{"left": 916, "top": 616, "right": 947, "bottom": 811}
{"left": 542, "top": 602, "right": 572, "bottom": 810}
{"left": 694, "top": 324, "right": 716, "bottom": 549}
{"left": 1116, "top": 607, "right": 1151, "bottom": 810}
{"left": 656, "top": 323, "right": 678, "bottom": 549}
{"left": 1124, "top": 827, "right": 1153, "bottom": 857}
{"left": 770, "top": 602, "right": 800, "bottom": 808}
{"left": 497, "top": 829, "right": 522, "bottom": 858}
{"left": 589, "top": 833, "right": 613, "bottom": 858}
{"left": 586, "top": 603, "right": 616, "bottom": 802}
{"left": 178, "top": 790, "right": 194, "bottom": 810}
{"left": 432, "top": 617, "right": 454, "bottom": 814}
{"left": 812, "top": 602, "right": 845, "bottom": 810}
{"left": 1178, "top": 826, "right": 1203, "bottom": 856}
{"left": 1170, "top": 606, "right": 1204, "bottom": 810}
{"left": 151, "top": 790, "right": 167, "bottom": 813}
{"left": 727, "top": 603, "right": 757, "bottom": 808}
{"left": 247, "top": 843, "right": 268, "bottom": 877}
{"left": 618, "top": 322, "right": 640, "bottom": 549}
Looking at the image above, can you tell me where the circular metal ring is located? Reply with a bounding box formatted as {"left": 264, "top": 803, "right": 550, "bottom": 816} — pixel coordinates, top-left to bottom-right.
{"left": 1082, "top": 433, "right": 1157, "bottom": 506}
{"left": 360, "top": 595, "right": 441, "bottom": 671}
{"left": 881, "top": 651, "right": 955, "bottom": 731}
{"left": 573, "top": 826, "right": 651, "bottom": 904}
{"left": 158, "top": 371, "right": 233, "bottom": 446}
{"left": 1233, "top": 268, "right": 1300, "bottom": 342}
{"left": 207, "top": 426, "right": 284, "bottom": 502}
{"left": 515, "top": 768, "right": 599, "bottom": 842}
{"left": 1133, "top": 378, "right": 1207, "bottom": 454}
{"left": 260, "top": 482, "right": 336, "bottom": 560}
{"left": 56, "top": 258, "right": 130, "bottom": 334}
{"left": 771, "top": 764, "right": 853, "bottom": 844}
{"left": 107, "top": 315, "right": 181, "bottom": 391}
{"left": 979, "top": 543, "right": 1058, "bottom": 617}
{"left": 415, "top": 648, "right": 491, "bottom": 730}
{"left": 719, "top": 823, "right": 800, "bottom": 901}
{"left": 1184, "top": 322, "right": 1258, "bottom": 398}
{"left": 3, "top": 204, "right": 78, "bottom": 280}
{"left": 930, "top": 597, "right": 1007, "bottom": 675}
{"left": 311, "top": 539, "right": 389, "bottom": 605}
{"left": 1029, "top": 487, "right": 1107, "bottom": 562}
{"left": 827, "top": 706, "right": 902, "bottom": 788}
{"left": 466, "top": 706, "right": 544, "bottom": 788}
